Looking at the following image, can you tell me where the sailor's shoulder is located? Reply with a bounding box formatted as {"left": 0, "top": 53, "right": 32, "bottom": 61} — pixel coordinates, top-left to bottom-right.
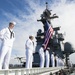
{"left": 0, "top": 27, "right": 8, "bottom": 32}
{"left": 3, "top": 27, "right": 9, "bottom": 31}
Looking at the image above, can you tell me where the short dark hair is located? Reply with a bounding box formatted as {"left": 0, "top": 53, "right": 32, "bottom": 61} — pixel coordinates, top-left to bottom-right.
{"left": 9, "top": 23, "right": 14, "bottom": 26}
{"left": 29, "top": 36, "right": 33, "bottom": 39}
{"left": 42, "top": 44, "right": 45, "bottom": 48}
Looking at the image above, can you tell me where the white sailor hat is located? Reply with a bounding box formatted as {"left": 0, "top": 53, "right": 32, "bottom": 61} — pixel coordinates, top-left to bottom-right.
{"left": 47, "top": 47, "right": 50, "bottom": 50}
{"left": 42, "top": 44, "right": 45, "bottom": 47}
{"left": 9, "top": 21, "right": 16, "bottom": 25}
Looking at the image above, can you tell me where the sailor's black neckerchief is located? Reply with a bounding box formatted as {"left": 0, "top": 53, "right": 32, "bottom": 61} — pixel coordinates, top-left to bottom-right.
{"left": 8, "top": 28, "right": 14, "bottom": 39}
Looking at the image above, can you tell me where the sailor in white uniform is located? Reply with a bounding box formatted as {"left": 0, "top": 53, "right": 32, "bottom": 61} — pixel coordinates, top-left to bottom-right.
{"left": 55, "top": 55, "right": 59, "bottom": 67}
{"left": 39, "top": 45, "right": 50, "bottom": 68}
{"left": 45, "top": 47, "right": 50, "bottom": 68}
{"left": 25, "top": 36, "right": 34, "bottom": 69}
{"left": 0, "top": 21, "right": 16, "bottom": 69}
{"left": 39, "top": 46, "right": 44, "bottom": 68}
{"left": 51, "top": 52, "right": 55, "bottom": 67}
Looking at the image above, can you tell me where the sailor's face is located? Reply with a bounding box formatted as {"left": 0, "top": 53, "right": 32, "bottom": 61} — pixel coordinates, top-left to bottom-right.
{"left": 31, "top": 37, "right": 34, "bottom": 40}
{"left": 9, "top": 24, "right": 14, "bottom": 29}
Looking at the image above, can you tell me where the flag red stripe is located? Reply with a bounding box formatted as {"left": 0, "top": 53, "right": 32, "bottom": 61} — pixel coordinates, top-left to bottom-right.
{"left": 43, "top": 25, "right": 53, "bottom": 50}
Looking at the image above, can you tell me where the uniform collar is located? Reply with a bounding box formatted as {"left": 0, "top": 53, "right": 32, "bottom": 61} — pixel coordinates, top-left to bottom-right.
{"left": 8, "top": 28, "right": 13, "bottom": 32}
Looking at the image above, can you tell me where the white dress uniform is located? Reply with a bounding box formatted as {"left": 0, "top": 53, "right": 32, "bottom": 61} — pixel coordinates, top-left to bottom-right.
{"left": 0, "top": 27, "right": 15, "bottom": 69}
{"left": 39, "top": 47, "right": 50, "bottom": 68}
{"left": 55, "top": 56, "right": 59, "bottom": 67}
{"left": 25, "top": 39, "right": 34, "bottom": 69}
{"left": 51, "top": 53, "right": 55, "bottom": 67}
{"left": 45, "top": 50, "right": 50, "bottom": 67}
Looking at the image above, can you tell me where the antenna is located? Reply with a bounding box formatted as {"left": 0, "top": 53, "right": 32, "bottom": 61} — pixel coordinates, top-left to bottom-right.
{"left": 46, "top": 2, "right": 48, "bottom": 9}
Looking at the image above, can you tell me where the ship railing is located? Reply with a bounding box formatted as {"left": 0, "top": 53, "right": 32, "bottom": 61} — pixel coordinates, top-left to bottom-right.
{"left": 0, "top": 66, "right": 66, "bottom": 75}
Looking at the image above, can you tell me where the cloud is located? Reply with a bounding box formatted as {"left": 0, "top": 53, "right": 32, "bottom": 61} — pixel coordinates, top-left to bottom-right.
{"left": 50, "top": 1, "right": 75, "bottom": 48}
{"left": 1, "top": 0, "right": 75, "bottom": 64}
{"left": 1, "top": 0, "right": 44, "bottom": 56}
{"left": 7, "top": 0, "right": 45, "bottom": 64}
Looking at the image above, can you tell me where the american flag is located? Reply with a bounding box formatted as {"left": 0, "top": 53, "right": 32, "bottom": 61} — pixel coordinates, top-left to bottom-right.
{"left": 43, "top": 20, "right": 54, "bottom": 50}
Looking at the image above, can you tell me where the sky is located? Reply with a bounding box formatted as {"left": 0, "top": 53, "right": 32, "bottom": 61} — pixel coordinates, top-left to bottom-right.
{"left": 0, "top": 0, "right": 75, "bottom": 64}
